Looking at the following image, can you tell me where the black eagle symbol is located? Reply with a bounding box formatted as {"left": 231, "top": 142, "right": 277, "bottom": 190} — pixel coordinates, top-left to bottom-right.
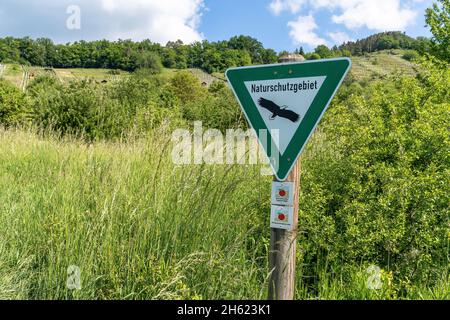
{"left": 258, "top": 98, "right": 300, "bottom": 123}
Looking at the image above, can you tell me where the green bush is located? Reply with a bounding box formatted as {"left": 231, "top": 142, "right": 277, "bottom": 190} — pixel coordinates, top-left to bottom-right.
{"left": 402, "top": 50, "right": 420, "bottom": 61}
{"left": 182, "top": 89, "right": 245, "bottom": 132}
{"left": 133, "top": 51, "right": 163, "bottom": 74}
{"left": 298, "top": 62, "right": 450, "bottom": 293}
{"left": 31, "top": 80, "right": 101, "bottom": 138}
{"left": 169, "top": 71, "right": 206, "bottom": 104}
{"left": 0, "top": 80, "right": 31, "bottom": 126}
{"left": 27, "top": 73, "right": 190, "bottom": 140}
{"left": 308, "top": 53, "right": 321, "bottom": 60}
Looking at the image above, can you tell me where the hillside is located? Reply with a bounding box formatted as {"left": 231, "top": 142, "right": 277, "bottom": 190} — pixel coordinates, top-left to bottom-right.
{"left": 338, "top": 31, "right": 430, "bottom": 55}
{"left": 0, "top": 49, "right": 418, "bottom": 91}
{"left": 350, "top": 49, "right": 418, "bottom": 81}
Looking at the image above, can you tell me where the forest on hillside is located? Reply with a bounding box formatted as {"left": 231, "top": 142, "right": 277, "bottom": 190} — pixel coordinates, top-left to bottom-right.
{"left": 0, "top": 31, "right": 434, "bottom": 74}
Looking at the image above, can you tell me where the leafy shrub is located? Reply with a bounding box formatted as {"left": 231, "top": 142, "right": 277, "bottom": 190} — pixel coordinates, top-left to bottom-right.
{"left": 182, "top": 89, "right": 245, "bottom": 132}
{"left": 402, "top": 50, "right": 420, "bottom": 61}
{"left": 133, "top": 51, "right": 163, "bottom": 74}
{"left": 298, "top": 62, "right": 450, "bottom": 291}
{"left": 0, "top": 80, "right": 31, "bottom": 126}
{"left": 31, "top": 80, "right": 101, "bottom": 138}
{"left": 307, "top": 53, "right": 321, "bottom": 60}
{"left": 169, "top": 71, "right": 206, "bottom": 104}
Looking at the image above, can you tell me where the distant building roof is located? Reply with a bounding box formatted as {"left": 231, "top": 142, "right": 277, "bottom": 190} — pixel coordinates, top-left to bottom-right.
{"left": 278, "top": 53, "right": 305, "bottom": 63}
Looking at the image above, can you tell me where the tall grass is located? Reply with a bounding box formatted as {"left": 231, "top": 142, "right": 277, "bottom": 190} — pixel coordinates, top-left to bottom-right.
{"left": 0, "top": 127, "right": 271, "bottom": 299}
{"left": 0, "top": 128, "right": 448, "bottom": 299}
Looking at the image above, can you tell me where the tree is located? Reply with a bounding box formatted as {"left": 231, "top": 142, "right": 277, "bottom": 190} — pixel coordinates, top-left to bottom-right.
{"left": 169, "top": 71, "right": 205, "bottom": 103}
{"left": 307, "top": 53, "right": 321, "bottom": 60}
{"left": 295, "top": 47, "right": 305, "bottom": 56}
{"left": 0, "top": 80, "right": 30, "bottom": 126}
{"left": 261, "top": 49, "right": 278, "bottom": 64}
{"left": 0, "top": 35, "right": 280, "bottom": 73}
{"left": 134, "top": 51, "right": 163, "bottom": 74}
{"left": 314, "top": 45, "right": 333, "bottom": 58}
{"left": 227, "top": 35, "right": 265, "bottom": 64}
{"left": 426, "top": 0, "right": 450, "bottom": 62}
{"left": 415, "top": 36, "right": 432, "bottom": 53}
{"left": 341, "top": 49, "right": 352, "bottom": 57}
{"left": 278, "top": 50, "right": 289, "bottom": 59}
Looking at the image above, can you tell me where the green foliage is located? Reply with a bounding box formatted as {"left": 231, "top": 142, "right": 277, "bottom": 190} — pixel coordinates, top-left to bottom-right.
{"left": 0, "top": 68, "right": 245, "bottom": 140}
{"left": 426, "top": 0, "right": 450, "bottom": 62}
{"left": 0, "top": 128, "right": 268, "bottom": 299}
{"left": 227, "top": 35, "right": 278, "bottom": 65}
{"left": 298, "top": 62, "right": 450, "bottom": 292}
{"left": 402, "top": 50, "right": 420, "bottom": 61}
{"left": 31, "top": 80, "right": 101, "bottom": 138}
{"left": 182, "top": 84, "right": 245, "bottom": 132}
{"left": 25, "top": 73, "right": 183, "bottom": 140}
{"left": 0, "top": 80, "right": 30, "bottom": 126}
{"left": 208, "top": 80, "right": 227, "bottom": 94}
{"left": 340, "top": 49, "right": 352, "bottom": 57}
{"left": 339, "top": 31, "right": 427, "bottom": 56}
{"left": 0, "top": 35, "right": 277, "bottom": 74}
{"left": 307, "top": 53, "right": 321, "bottom": 60}
{"left": 315, "top": 45, "right": 333, "bottom": 58}
{"left": 0, "top": 29, "right": 448, "bottom": 299}
{"left": 134, "top": 51, "right": 163, "bottom": 74}
{"left": 169, "top": 71, "right": 206, "bottom": 104}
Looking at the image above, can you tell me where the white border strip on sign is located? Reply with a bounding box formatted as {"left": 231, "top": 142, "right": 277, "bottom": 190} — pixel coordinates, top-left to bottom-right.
{"left": 225, "top": 57, "right": 352, "bottom": 181}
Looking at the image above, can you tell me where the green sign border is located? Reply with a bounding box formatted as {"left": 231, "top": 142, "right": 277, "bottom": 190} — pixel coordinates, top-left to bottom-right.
{"left": 226, "top": 58, "right": 351, "bottom": 181}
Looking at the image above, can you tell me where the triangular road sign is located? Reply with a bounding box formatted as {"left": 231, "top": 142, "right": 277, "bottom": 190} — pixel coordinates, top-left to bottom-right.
{"left": 226, "top": 58, "right": 351, "bottom": 181}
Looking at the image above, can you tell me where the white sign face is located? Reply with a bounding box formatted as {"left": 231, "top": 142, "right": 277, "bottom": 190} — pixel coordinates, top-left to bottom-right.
{"left": 244, "top": 76, "right": 326, "bottom": 155}
{"left": 270, "top": 205, "right": 294, "bottom": 231}
{"left": 271, "top": 181, "right": 295, "bottom": 206}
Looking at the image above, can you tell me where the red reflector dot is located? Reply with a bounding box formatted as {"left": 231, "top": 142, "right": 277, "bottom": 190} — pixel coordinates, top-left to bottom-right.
{"left": 279, "top": 189, "right": 286, "bottom": 197}
{"left": 278, "top": 214, "right": 286, "bottom": 221}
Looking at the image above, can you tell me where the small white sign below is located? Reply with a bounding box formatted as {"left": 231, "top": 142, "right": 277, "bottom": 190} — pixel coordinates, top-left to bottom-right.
{"left": 270, "top": 205, "right": 294, "bottom": 231}
{"left": 271, "top": 181, "right": 295, "bottom": 206}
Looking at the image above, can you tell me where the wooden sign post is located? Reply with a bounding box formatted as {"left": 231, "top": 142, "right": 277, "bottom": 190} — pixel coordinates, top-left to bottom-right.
{"left": 268, "top": 161, "right": 300, "bottom": 299}
{"left": 268, "top": 55, "right": 303, "bottom": 300}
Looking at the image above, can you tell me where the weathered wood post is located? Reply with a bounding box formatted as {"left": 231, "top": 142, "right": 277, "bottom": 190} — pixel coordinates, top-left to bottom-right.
{"left": 268, "top": 53, "right": 305, "bottom": 300}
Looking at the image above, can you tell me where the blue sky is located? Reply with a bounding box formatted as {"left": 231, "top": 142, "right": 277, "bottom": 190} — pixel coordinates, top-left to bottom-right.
{"left": 0, "top": 0, "right": 433, "bottom": 52}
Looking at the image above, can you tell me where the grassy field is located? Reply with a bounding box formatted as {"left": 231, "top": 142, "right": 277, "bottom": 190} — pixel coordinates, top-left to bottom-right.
{"left": 0, "top": 128, "right": 448, "bottom": 300}
{"left": 350, "top": 50, "right": 417, "bottom": 81}
{"left": 1, "top": 64, "right": 24, "bottom": 88}
{"left": 0, "top": 128, "right": 267, "bottom": 299}
{"left": 1, "top": 65, "right": 131, "bottom": 88}
{"left": 55, "top": 68, "right": 129, "bottom": 84}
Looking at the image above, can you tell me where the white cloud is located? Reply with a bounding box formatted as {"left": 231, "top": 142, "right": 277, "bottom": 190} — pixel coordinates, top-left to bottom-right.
{"left": 269, "top": 0, "right": 307, "bottom": 15}
{"left": 270, "top": 0, "right": 420, "bottom": 32}
{"left": 327, "top": 31, "right": 353, "bottom": 45}
{"left": 326, "top": 0, "right": 418, "bottom": 31}
{"left": 0, "top": 0, "right": 205, "bottom": 45}
{"left": 287, "top": 14, "right": 327, "bottom": 47}
{"left": 99, "top": 0, "right": 205, "bottom": 43}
